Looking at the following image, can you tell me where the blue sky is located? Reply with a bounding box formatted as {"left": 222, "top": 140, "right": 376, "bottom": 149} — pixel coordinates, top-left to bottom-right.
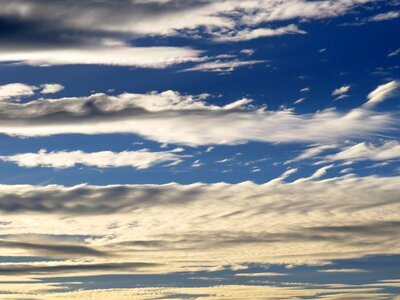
{"left": 0, "top": 0, "right": 399, "bottom": 299}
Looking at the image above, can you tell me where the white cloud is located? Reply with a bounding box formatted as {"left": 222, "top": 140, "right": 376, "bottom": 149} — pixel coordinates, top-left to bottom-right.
{"left": 213, "top": 24, "right": 306, "bottom": 42}
{"left": 0, "top": 85, "right": 395, "bottom": 146}
{"left": 289, "top": 144, "right": 338, "bottom": 162}
{"left": 0, "top": 149, "right": 187, "bottom": 170}
{"left": 300, "top": 87, "right": 310, "bottom": 93}
{"left": 192, "top": 159, "right": 202, "bottom": 167}
{"left": 240, "top": 49, "right": 255, "bottom": 56}
{"left": 235, "top": 272, "right": 287, "bottom": 277}
{"left": 388, "top": 48, "right": 400, "bottom": 57}
{"left": 369, "top": 11, "right": 400, "bottom": 22}
{"left": 292, "top": 164, "right": 334, "bottom": 183}
{"left": 183, "top": 59, "right": 267, "bottom": 73}
{"left": 40, "top": 84, "right": 65, "bottom": 94}
{"left": 318, "top": 269, "right": 370, "bottom": 273}
{"left": 324, "top": 141, "right": 400, "bottom": 162}
{"left": 0, "top": 83, "right": 37, "bottom": 101}
{"left": 364, "top": 80, "right": 400, "bottom": 107}
{"left": 332, "top": 85, "right": 351, "bottom": 96}
{"left": 293, "top": 97, "right": 305, "bottom": 105}
{"left": 0, "top": 45, "right": 202, "bottom": 67}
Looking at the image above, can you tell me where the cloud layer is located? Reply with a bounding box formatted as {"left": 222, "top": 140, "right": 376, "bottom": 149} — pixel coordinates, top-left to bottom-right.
{"left": 0, "top": 0, "right": 379, "bottom": 66}
{"left": 0, "top": 82, "right": 397, "bottom": 146}
{"left": 0, "top": 173, "right": 398, "bottom": 278}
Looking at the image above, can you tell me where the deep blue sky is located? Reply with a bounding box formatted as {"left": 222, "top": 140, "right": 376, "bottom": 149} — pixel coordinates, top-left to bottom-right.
{"left": 0, "top": 1, "right": 398, "bottom": 299}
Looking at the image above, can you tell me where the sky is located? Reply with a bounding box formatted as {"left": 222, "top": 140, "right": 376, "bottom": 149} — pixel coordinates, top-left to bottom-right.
{"left": 0, "top": 0, "right": 399, "bottom": 299}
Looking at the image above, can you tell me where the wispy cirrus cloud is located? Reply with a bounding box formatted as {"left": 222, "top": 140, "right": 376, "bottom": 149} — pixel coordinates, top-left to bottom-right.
{"left": 323, "top": 141, "right": 400, "bottom": 163}
{"left": 364, "top": 80, "right": 400, "bottom": 108}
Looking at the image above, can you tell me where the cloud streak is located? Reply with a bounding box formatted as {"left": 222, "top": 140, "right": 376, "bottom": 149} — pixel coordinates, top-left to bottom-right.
{"left": 0, "top": 148, "right": 187, "bottom": 170}
{"left": 0, "top": 84, "right": 396, "bottom": 146}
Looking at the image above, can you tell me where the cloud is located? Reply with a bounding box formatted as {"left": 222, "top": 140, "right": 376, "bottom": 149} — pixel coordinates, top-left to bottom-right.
{"left": 0, "top": 0, "right": 375, "bottom": 39}
{"left": 364, "top": 80, "right": 400, "bottom": 107}
{"left": 332, "top": 85, "right": 351, "bottom": 96}
{"left": 0, "top": 148, "right": 187, "bottom": 170}
{"left": 212, "top": 24, "right": 306, "bottom": 42}
{"left": 293, "top": 97, "right": 306, "bottom": 105}
{"left": 183, "top": 59, "right": 267, "bottom": 73}
{"left": 289, "top": 144, "right": 338, "bottom": 162}
{"left": 0, "top": 239, "right": 107, "bottom": 258}
{"left": 235, "top": 272, "right": 287, "bottom": 277}
{"left": 0, "top": 44, "right": 202, "bottom": 67}
{"left": 318, "top": 269, "right": 370, "bottom": 273}
{"left": 369, "top": 11, "right": 400, "bottom": 22}
{"left": 0, "top": 0, "right": 378, "bottom": 69}
{"left": 1, "top": 284, "right": 394, "bottom": 300}
{"left": 292, "top": 164, "right": 334, "bottom": 183}
{"left": 40, "top": 84, "right": 64, "bottom": 94}
{"left": 388, "top": 48, "right": 400, "bottom": 57}
{"left": 301, "top": 87, "right": 311, "bottom": 93}
{"left": 0, "top": 173, "right": 398, "bottom": 290}
{"left": 323, "top": 141, "right": 400, "bottom": 162}
{"left": 240, "top": 49, "right": 255, "bottom": 56}
{"left": 0, "top": 85, "right": 395, "bottom": 146}
{"left": 0, "top": 83, "right": 37, "bottom": 101}
{"left": 0, "top": 0, "right": 382, "bottom": 72}
{"left": 290, "top": 141, "right": 400, "bottom": 164}
{"left": 0, "top": 262, "right": 157, "bottom": 276}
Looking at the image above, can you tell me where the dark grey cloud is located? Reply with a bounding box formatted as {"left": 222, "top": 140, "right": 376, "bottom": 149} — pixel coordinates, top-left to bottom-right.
{"left": 125, "top": 220, "right": 400, "bottom": 251}
{"left": 0, "top": 0, "right": 208, "bottom": 49}
{"left": 0, "top": 262, "right": 159, "bottom": 275}
{"left": 0, "top": 0, "right": 384, "bottom": 67}
{"left": 0, "top": 239, "right": 108, "bottom": 257}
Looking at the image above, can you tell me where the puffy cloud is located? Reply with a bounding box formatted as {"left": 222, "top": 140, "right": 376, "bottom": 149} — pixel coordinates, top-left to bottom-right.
{"left": 0, "top": 148, "right": 187, "bottom": 170}
{"left": 0, "top": 86, "right": 395, "bottom": 146}
{"left": 0, "top": 83, "right": 37, "bottom": 101}
{"left": 40, "top": 84, "right": 64, "bottom": 94}
{"left": 364, "top": 80, "right": 400, "bottom": 107}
